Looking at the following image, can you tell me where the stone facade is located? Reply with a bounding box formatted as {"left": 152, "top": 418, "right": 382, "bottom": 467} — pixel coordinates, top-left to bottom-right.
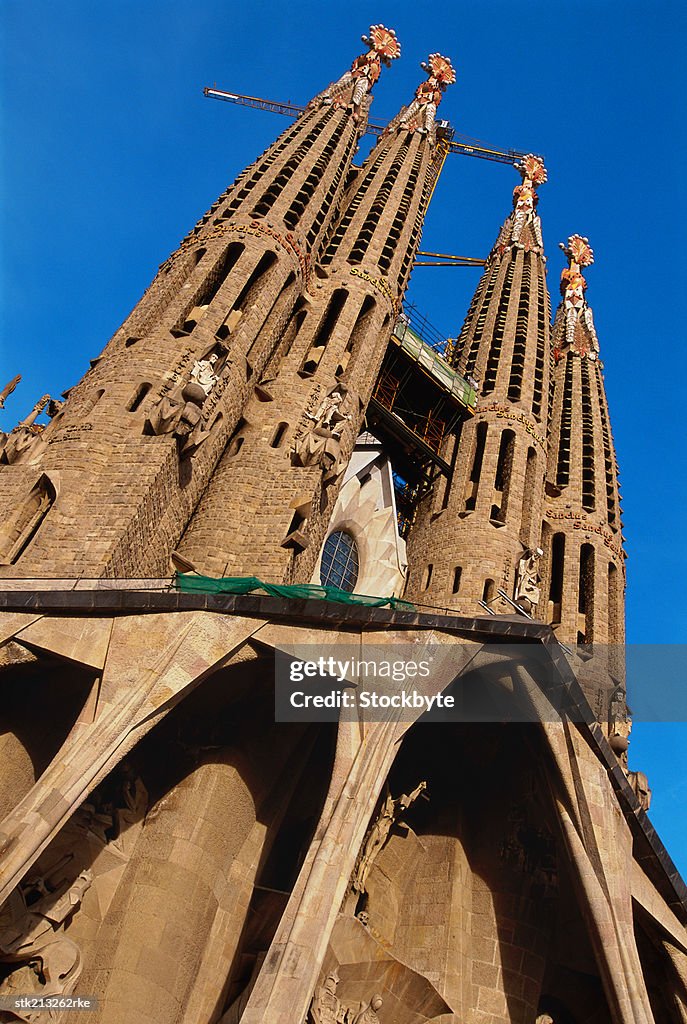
{"left": 0, "top": 28, "right": 684, "bottom": 1024}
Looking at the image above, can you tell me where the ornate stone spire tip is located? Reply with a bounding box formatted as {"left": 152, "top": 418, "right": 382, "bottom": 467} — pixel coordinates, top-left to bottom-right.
{"left": 514, "top": 153, "right": 547, "bottom": 187}
{"left": 507, "top": 154, "right": 546, "bottom": 249}
{"left": 557, "top": 235, "right": 600, "bottom": 359}
{"left": 361, "top": 24, "right": 402, "bottom": 65}
{"left": 421, "top": 53, "right": 457, "bottom": 87}
{"left": 560, "top": 234, "right": 594, "bottom": 268}
{"left": 396, "top": 54, "right": 456, "bottom": 137}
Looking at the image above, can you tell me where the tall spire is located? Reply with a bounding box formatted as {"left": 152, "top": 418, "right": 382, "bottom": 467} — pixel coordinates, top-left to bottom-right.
{"left": 317, "top": 24, "right": 401, "bottom": 123}
{"left": 0, "top": 29, "right": 401, "bottom": 579}
{"left": 178, "top": 60, "right": 458, "bottom": 580}
{"left": 405, "top": 160, "right": 552, "bottom": 615}
{"left": 541, "top": 236, "right": 625, "bottom": 644}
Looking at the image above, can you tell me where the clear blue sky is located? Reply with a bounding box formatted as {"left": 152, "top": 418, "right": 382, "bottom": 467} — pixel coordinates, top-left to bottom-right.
{"left": 2, "top": 1, "right": 686, "bottom": 874}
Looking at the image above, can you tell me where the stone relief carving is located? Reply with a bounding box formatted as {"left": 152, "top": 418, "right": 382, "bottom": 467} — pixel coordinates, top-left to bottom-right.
{"left": 308, "top": 974, "right": 384, "bottom": 1024}
{"left": 0, "top": 769, "right": 148, "bottom": 1020}
{"left": 291, "top": 385, "right": 352, "bottom": 476}
{"left": 398, "top": 53, "right": 456, "bottom": 137}
{"left": 510, "top": 154, "right": 547, "bottom": 249}
{"left": 350, "top": 995, "right": 383, "bottom": 1024}
{"left": 309, "top": 971, "right": 343, "bottom": 1024}
{"left": 146, "top": 344, "right": 228, "bottom": 455}
{"left": 0, "top": 871, "right": 93, "bottom": 1020}
{"left": 514, "top": 547, "right": 543, "bottom": 613}
{"left": 352, "top": 781, "right": 427, "bottom": 894}
{"left": 320, "top": 25, "right": 401, "bottom": 123}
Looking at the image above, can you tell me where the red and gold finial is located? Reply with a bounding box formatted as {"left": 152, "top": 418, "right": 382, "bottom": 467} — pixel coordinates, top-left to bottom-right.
{"left": 362, "top": 24, "right": 402, "bottom": 63}
{"left": 556, "top": 235, "right": 600, "bottom": 359}
{"left": 398, "top": 53, "right": 456, "bottom": 136}
{"left": 510, "top": 154, "right": 547, "bottom": 248}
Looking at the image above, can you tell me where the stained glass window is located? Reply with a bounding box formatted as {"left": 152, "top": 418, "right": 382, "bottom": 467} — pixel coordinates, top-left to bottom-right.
{"left": 320, "top": 530, "right": 360, "bottom": 592}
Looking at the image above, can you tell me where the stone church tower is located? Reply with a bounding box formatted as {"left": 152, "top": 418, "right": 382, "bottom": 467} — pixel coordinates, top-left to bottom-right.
{"left": 404, "top": 154, "right": 551, "bottom": 613}
{"left": 541, "top": 234, "right": 625, "bottom": 647}
{"left": 0, "top": 26, "right": 685, "bottom": 1024}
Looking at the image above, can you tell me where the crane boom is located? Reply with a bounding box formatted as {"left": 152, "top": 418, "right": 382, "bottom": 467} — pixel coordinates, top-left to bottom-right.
{"left": 203, "top": 87, "right": 540, "bottom": 166}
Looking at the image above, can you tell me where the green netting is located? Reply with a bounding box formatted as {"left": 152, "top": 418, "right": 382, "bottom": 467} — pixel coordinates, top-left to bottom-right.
{"left": 174, "top": 573, "right": 415, "bottom": 610}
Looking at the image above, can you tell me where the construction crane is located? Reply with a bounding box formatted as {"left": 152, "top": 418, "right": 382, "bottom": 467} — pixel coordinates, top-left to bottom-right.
{"left": 203, "top": 87, "right": 540, "bottom": 167}
{"left": 415, "top": 251, "right": 486, "bottom": 268}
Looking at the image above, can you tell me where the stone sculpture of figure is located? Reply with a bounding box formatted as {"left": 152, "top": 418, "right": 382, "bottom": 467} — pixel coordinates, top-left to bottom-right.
{"left": 0, "top": 870, "right": 93, "bottom": 1020}
{"left": 190, "top": 353, "right": 219, "bottom": 397}
{"left": 536, "top": 1015, "right": 555, "bottom": 1024}
{"left": 111, "top": 770, "right": 148, "bottom": 858}
{"left": 309, "top": 970, "right": 342, "bottom": 1024}
{"left": 608, "top": 685, "right": 632, "bottom": 759}
{"left": 351, "top": 994, "right": 383, "bottom": 1024}
{"left": 0, "top": 394, "right": 51, "bottom": 465}
{"left": 511, "top": 155, "right": 547, "bottom": 247}
{"left": 146, "top": 394, "right": 185, "bottom": 436}
{"left": 292, "top": 386, "right": 352, "bottom": 472}
{"left": 0, "top": 374, "right": 21, "bottom": 409}
{"left": 628, "top": 770, "right": 652, "bottom": 812}
{"left": 399, "top": 53, "right": 456, "bottom": 136}
{"left": 353, "top": 781, "right": 427, "bottom": 893}
{"left": 559, "top": 235, "right": 600, "bottom": 357}
{"left": 514, "top": 547, "right": 543, "bottom": 613}
{"left": 323, "top": 25, "right": 401, "bottom": 123}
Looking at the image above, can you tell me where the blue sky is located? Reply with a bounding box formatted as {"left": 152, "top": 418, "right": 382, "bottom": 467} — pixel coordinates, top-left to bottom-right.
{"left": 2, "top": 1, "right": 686, "bottom": 873}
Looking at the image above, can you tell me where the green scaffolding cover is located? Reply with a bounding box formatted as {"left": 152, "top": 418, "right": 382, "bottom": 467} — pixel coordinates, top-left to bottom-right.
{"left": 174, "top": 573, "right": 415, "bottom": 611}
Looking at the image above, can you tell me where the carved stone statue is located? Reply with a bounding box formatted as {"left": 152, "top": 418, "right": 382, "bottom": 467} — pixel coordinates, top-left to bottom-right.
{"left": 536, "top": 1015, "right": 555, "bottom": 1024}
{"left": 0, "top": 870, "right": 93, "bottom": 1020}
{"left": 511, "top": 155, "right": 547, "bottom": 247}
{"left": 399, "top": 53, "right": 456, "bottom": 136}
{"left": 514, "top": 547, "right": 543, "bottom": 613}
{"left": 353, "top": 781, "right": 427, "bottom": 893}
{"left": 189, "top": 354, "right": 219, "bottom": 397}
{"left": 322, "top": 25, "right": 401, "bottom": 123}
{"left": 291, "top": 386, "right": 352, "bottom": 472}
{"left": 558, "top": 235, "right": 600, "bottom": 358}
{"left": 0, "top": 374, "right": 21, "bottom": 409}
{"left": 351, "top": 994, "right": 383, "bottom": 1024}
{"left": 627, "top": 770, "right": 652, "bottom": 812}
{"left": 309, "top": 970, "right": 342, "bottom": 1024}
{"left": 608, "top": 685, "right": 631, "bottom": 758}
{"left": 0, "top": 395, "right": 50, "bottom": 465}
{"left": 147, "top": 376, "right": 214, "bottom": 453}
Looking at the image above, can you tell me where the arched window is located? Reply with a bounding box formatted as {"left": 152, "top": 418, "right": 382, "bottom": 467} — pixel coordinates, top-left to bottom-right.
{"left": 127, "top": 382, "right": 152, "bottom": 412}
{"left": 320, "top": 531, "right": 359, "bottom": 592}
{"left": 0, "top": 475, "right": 56, "bottom": 564}
{"left": 270, "top": 422, "right": 289, "bottom": 449}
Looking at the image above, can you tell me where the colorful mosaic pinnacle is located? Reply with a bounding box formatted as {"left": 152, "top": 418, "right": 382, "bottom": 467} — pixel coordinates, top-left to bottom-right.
{"left": 558, "top": 234, "right": 600, "bottom": 357}
{"left": 331, "top": 24, "right": 401, "bottom": 122}
{"left": 510, "top": 154, "right": 547, "bottom": 247}
{"left": 399, "top": 53, "right": 456, "bottom": 135}
{"left": 361, "top": 24, "right": 402, "bottom": 65}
